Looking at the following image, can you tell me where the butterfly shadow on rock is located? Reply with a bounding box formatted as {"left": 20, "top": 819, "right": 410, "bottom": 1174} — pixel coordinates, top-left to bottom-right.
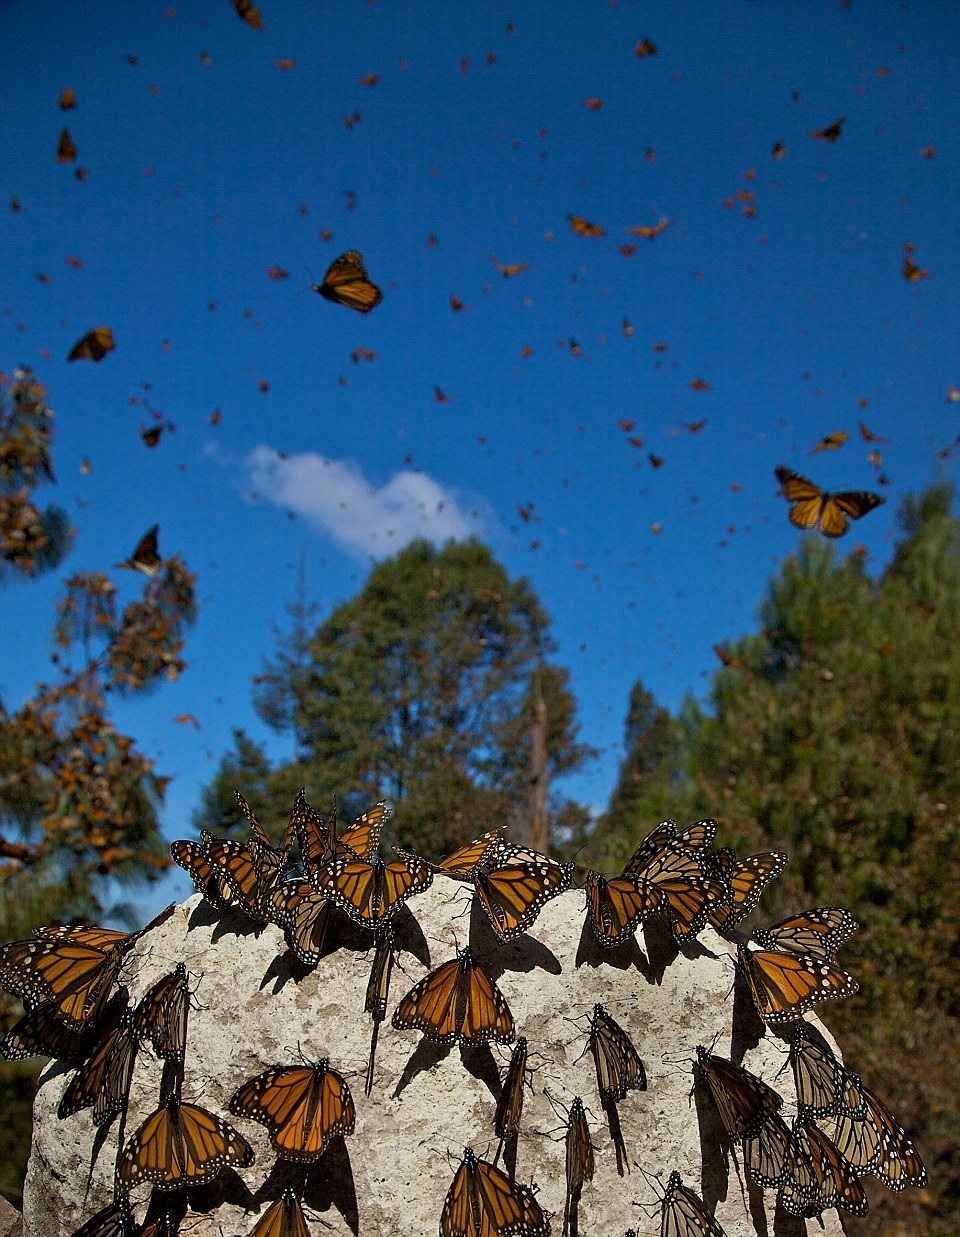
{"left": 693, "top": 1071, "right": 732, "bottom": 1216}
{"left": 573, "top": 916, "right": 655, "bottom": 981}
{"left": 467, "top": 906, "right": 562, "bottom": 982}
{"left": 181, "top": 1165, "right": 259, "bottom": 1214}
{"left": 391, "top": 1035, "right": 452, "bottom": 1100}
{"left": 729, "top": 965, "right": 766, "bottom": 1064}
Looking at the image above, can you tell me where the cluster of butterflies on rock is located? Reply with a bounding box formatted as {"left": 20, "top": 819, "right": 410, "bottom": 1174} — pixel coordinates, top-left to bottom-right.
{"left": 0, "top": 791, "right": 926, "bottom": 1237}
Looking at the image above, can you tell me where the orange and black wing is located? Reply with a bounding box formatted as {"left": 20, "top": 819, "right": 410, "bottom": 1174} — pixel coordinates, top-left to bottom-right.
{"left": 738, "top": 943, "right": 859, "bottom": 1025}
{"left": 229, "top": 1060, "right": 355, "bottom": 1162}
{"left": 67, "top": 326, "right": 114, "bottom": 362}
{"left": 251, "top": 1189, "right": 311, "bottom": 1237}
{"left": 833, "top": 1078, "right": 927, "bottom": 1190}
{"left": 789, "top": 1021, "right": 866, "bottom": 1120}
{"left": 473, "top": 847, "right": 572, "bottom": 941}
{"left": 57, "top": 1010, "right": 137, "bottom": 1126}
{"left": 752, "top": 906, "right": 859, "bottom": 961}
{"left": 134, "top": 963, "right": 189, "bottom": 1062}
{"left": 0, "top": 932, "right": 127, "bottom": 1027}
{"left": 313, "top": 250, "right": 383, "bottom": 313}
{"left": 706, "top": 848, "right": 788, "bottom": 930}
{"left": 660, "top": 1170, "right": 727, "bottom": 1236}
{"left": 779, "top": 1118, "right": 868, "bottom": 1218}
{"left": 118, "top": 1092, "right": 253, "bottom": 1188}
{"left": 392, "top": 948, "right": 514, "bottom": 1045}
{"left": 170, "top": 837, "right": 236, "bottom": 910}
{"left": 584, "top": 870, "right": 658, "bottom": 948}
{"left": 270, "top": 880, "right": 338, "bottom": 968}
{"left": 494, "top": 1037, "right": 528, "bottom": 1139}
{"left": 695, "top": 1046, "right": 783, "bottom": 1139}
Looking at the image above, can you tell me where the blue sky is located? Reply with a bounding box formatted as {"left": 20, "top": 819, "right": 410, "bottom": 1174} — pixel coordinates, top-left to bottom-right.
{"left": 1, "top": 0, "right": 957, "bottom": 914}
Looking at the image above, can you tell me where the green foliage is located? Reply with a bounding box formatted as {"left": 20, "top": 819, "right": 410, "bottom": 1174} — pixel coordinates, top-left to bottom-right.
{"left": 597, "top": 483, "right": 960, "bottom": 1236}
{"left": 198, "top": 538, "right": 592, "bottom": 857}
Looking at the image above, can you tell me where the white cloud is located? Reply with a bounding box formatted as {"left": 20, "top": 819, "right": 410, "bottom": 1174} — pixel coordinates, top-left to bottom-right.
{"left": 245, "top": 446, "right": 485, "bottom": 557}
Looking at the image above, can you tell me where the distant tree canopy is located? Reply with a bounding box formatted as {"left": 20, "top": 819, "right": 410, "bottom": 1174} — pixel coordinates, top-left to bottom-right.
{"left": 589, "top": 482, "right": 960, "bottom": 1237}
{"left": 196, "top": 538, "right": 594, "bottom": 857}
{"left": 0, "top": 369, "right": 197, "bottom": 935}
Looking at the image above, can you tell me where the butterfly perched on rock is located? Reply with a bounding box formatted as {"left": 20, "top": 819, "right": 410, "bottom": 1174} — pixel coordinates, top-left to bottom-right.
{"left": 312, "top": 250, "right": 383, "bottom": 312}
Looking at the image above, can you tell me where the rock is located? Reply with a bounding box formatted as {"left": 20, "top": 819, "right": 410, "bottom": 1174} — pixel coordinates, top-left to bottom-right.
{"left": 23, "top": 884, "right": 844, "bottom": 1236}
{"left": 0, "top": 1196, "right": 23, "bottom": 1237}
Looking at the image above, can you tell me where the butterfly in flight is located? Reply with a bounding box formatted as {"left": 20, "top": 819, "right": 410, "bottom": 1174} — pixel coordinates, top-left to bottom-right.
{"left": 809, "top": 430, "right": 849, "bottom": 454}
{"left": 230, "top": 1057, "right": 356, "bottom": 1162}
{"left": 67, "top": 326, "right": 115, "bottom": 362}
{"left": 312, "top": 250, "right": 383, "bottom": 312}
{"left": 392, "top": 947, "right": 515, "bottom": 1046}
{"left": 568, "top": 214, "right": 606, "bottom": 237}
{"left": 117, "top": 1088, "right": 253, "bottom": 1188}
{"left": 232, "top": 0, "right": 263, "bottom": 29}
{"left": 489, "top": 255, "right": 531, "bottom": 277}
{"left": 810, "top": 117, "right": 844, "bottom": 142}
{"left": 440, "top": 1147, "right": 549, "bottom": 1237}
{"left": 115, "top": 525, "right": 162, "bottom": 576}
{"left": 774, "top": 466, "right": 885, "bottom": 538}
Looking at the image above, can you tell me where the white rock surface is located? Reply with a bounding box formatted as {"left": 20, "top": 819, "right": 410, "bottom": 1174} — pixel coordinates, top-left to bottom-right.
{"left": 24, "top": 884, "right": 844, "bottom": 1236}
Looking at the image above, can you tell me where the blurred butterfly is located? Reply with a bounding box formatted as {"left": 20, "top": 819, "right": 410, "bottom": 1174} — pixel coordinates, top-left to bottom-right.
{"left": 809, "top": 430, "right": 849, "bottom": 454}
{"left": 712, "top": 645, "right": 744, "bottom": 670}
{"left": 313, "top": 845, "right": 432, "bottom": 928}
{"left": 584, "top": 97, "right": 603, "bottom": 110}
{"left": 695, "top": 1047, "right": 783, "bottom": 1141}
{"left": 705, "top": 848, "right": 788, "bottom": 930}
{"left": 902, "top": 242, "right": 931, "bottom": 282}
{"left": 392, "top": 947, "right": 515, "bottom": 1046}
{"left": 857, "top": 419, "right": 888, "bottom": 444}
{"left": 432, "top": 832, "right": 572, "bottom": 942}
{"left": 116, "top": 525, "right": 161, "bottom": 576}
{"left": 774, "top": 465, "right": 885, "bottom": 537}
{"left": 810, "top": 117, "right": 844, "bottom": 142}
{"left": 440, "top": 1147, "right": 549, "bottom": 1237}
{"left": 584, "top": 870, "right": 658, "bottom": 949}
{"left": 170, "top": 834, "right": 236, "bottom": 911}
{"left": 494, "top": 1036, "right": 529, "bottom": 1143}
{"left": 364, "top": 924, "right": 395, "bottom": 1096}
{"left": 635, "top": 38, "right": 657, "bottom": 57}
{"left": 778, "top": 1118, "right": 868, "bottom": 1218}
{"left": 60, "top": 88, "right": 77, "bottom": 110}
{"left": 312, "top": 250, "right": 382, "bottom": 313}
{"left": 832, "top": 1077, "right": 927, "bottom": 1191}
{"left": 489, "top": 255, "right": 531, "bottom": 277}
{"left": 117, "top": 1089, "right": 253, "bottom": 1188}
{"left": 789, "top": 1021, "right": 866, "bottom": 1120}
{"left": 588, "top": 1004, "right": 646, "bottom": 1102}
{"left": 0, "top": 925, "right": 133, "bottom": 1027}
{"left": 737, "top": 940, "right": 859, "bottom": 1025}
{"left": 134, "top": 962, "right": 188, "bottom": 1062}
{"left": 57, "top": 1009, "right": 137, "bottom": 1126}
{"left": 772, "top": 139, "right": 787, "bottom": 159}
{"left": 562, "top": 1096, "right": 595, "bottom": 1234}
{"left": 232, "top": 0, "right": 263, "bottom": 29}
{"left": 229, "top": 1058, "right": 355, "bottom": 1162}
{"left": 251, "top": 1189, "right": 311, "bottom": 1237}
{"left": 623, "top": 218, "right": 668, "bottom": 239}
{"left": 68, "top": 326, "right": 114, "bottom": 362}
{"left": 57, "top": 128, "right": 78, "bottom": 162}
{"left": 568, "top": 214, "right": 606, "bottom": 237}
{"left": 752, "top": 906, "right": 859, "bottom": 960}
{"left": 655, "top": 1171, "right": 726, "bottom": 1236}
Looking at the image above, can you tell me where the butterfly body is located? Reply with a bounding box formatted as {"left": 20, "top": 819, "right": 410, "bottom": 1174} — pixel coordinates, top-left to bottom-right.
{"left": 314, "top": 846, "right": 432, "bottom": 927}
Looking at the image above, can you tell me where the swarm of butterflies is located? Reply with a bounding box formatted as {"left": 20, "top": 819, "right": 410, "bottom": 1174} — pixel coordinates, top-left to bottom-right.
{"left": 0, "top": 790, "right": 926, "bottom": 1237}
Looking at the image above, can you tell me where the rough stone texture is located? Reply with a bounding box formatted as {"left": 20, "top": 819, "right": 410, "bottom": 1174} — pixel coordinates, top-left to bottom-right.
{"left": 24, "top": 885, "right": 845, "bottom": 1237}
{"left": 0, "top": 1196, "right": 23, "bottom": 1237}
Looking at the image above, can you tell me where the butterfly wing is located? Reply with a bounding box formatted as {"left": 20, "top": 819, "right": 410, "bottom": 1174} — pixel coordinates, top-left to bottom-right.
{"left": 230, "top": 1061, "right": 355, "bottom": 1161}
{"left": 459, "top": 953, "right": 515, "bottom": 1045}
{"left": 790, "top": 1022, "right": 866, "bottom": 1120}
{"left": 775, "top": 466, "right": 826, "bottom": 530}
{"left": 118, "top": 1094, "right": 253, "bottom": 1188}
{"left": 589, "top": 1005, "right": 646, "bottom": 1102}
{"left": 584, "top": 871, "right": 658, "bottom": 948}
{"left": 780, "top": 1119, "right": 869, "bottom": 1217}
{"left": 0, "top": 933, "right": 126, "bottom": 1026}
{"left": 494, "top": 1037, "right": 528, "bottom": 1139}
{"left": 752, "top": 907, "right": 859, "bottom": 960}
{"left": 0, "top": 1001, "right": 91, "bottom": 1062}
{"left": 832, "top": 1080, "right": 927, "bottom": 1190}
{"left": 435, "top": 830, "right": 504, "bottom": 880}
{"left": 392, "top": 955, "right": 463, "bottom": 1042}
{"left": 134, "top": 963, "right": 188, "bottom": 1062}
{"left": 696, "top": 1047, "right": 782, "bottom": 1139}
{"left": 57, "top": 1010, "right": 137, "bottom": 1126}
{"left": 661, "top": 1171, "right": 727, "bottom": 1237}
{"left": 270, "top": 881, "right": 338, "bottom": 967}
{"left": 473, "top": 849, "right": 572, "bottom": 941}
{"left": 170, "top": 838, "right": 236, "bottom": 910}
{"left": 314, "top": 250, "right": 383, "bottom": 313}
{"left": 738, "top": 943, "right": 859, "bottom": 1024}
{"left": 706, "top": 849, "right": 788, "bottom": 929}
{"left": 251, "top": 1190, "right": 312, "bottom": 1237}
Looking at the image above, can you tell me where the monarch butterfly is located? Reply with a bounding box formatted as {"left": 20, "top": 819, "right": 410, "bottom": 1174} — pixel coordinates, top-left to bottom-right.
{"left": 584, "top": 870, "right": 658, "bottom": 949}
{"left": 588, "top": 1005, "right": 646, "bottom": 1103}
{"left": 0, "top": 1000, "right": 90, "bottom": 1062}
{"left": 695, "top": 1047, "right": 783, "bottom": 1141}
{"left": 488, "top": 255, "right": 532, "bottom": 278}
{"left": 116, "top": 525, "right": 161, "bottom": 576}
{"left": 705, "top": 849, "right": 788, "bottom": 931}
{"left": 440, "top": 1147, "right": 549, "bottom": 1237}
{"left": 657, "top": 1171, "right": 727, "bottom": 1237}
{"left": 134, "top": 963, "right": 188, "bottom": 1062}
{"left": 494, "top": 1037, "right": 529, "bottom": 1141}
{"left": 391, "top": 947, "right": 515, "bottom": 1046}
{"left": 568, "top": 214, "right": 606, "bottom": 237}
{"left": 621, "top": 819, "right": 717, "bottom": 876}
{"left": 205, "top": 830, "right": 288, "bottom": 924}
{"left": 229, "top": 1058, "right": 355, "bottom": 1162}
{"left": 752, "top": 906, "right": 859, "bottom": 960}
{"left": 0, "top": 926, "right": 133, "bottom": 1027}
{"left": 296, "top": 794, "right": 388, "bottom": 879}
{"left": 623, "top": 218, "right": 669, "bottom": 240}
{"left": 740, "top": 1110, "right": 794, "bottom": 1190}
{"left": 433, "top": 832, "right": 572, "bottom": 942}
{"left": 737, "top": 941, "right": 859, "bottom": 1025}
{"left": 312, "top": 250, "right": 383, "bottom": 313}
{"left": 67, "top": 326, "right": 114, "bottom": 362}
{"left": 117, "top": 1089, "right": 254, "bottom": 1188}
{"left": 831, "top": 1077, "right": 927, "bottom": 1191}
{"left": 69, "top": 1197, "right": 138, "bottom": 1237}
{"left": 169, "top": 835, "right": 236, "bottom": 911}
{"left": 624, "top": 847, "right": 726, "bottom": 945}
{"left": 57, "top": 1008, "right": 137, "bottom": 1126}
{"left": 774, "top": 466, "right": 885, "bottom": 538}
{"left": 269, "top": 879, "right": 339, "bottom": 968}
{"left": 57, "top": 128, "right": 78, "bottom": 162}
{"left": 789, "top": 1022, "right": 866, "bottom": 1120}
{"left": 778, "top": 1118, "right": 869, "bottom": 1217}
{"left": 313, "top": 846, "right": 433, "bottom": 927}
{"left": 232, "top": 0, "right": 262, "bottom": 30}
{"left": 563, "top": 1095, "right": 595, "bottom": 1235}
{"left": 810, "top": 117, "right": 844, "bottom": 142}
{"left": 364, "top": 925, "right": 395, "bottom": 1096}
{"left": 251, "top": 1189, "right": 311, "bottom": 1237}
{"left": 809, "top": 430, "right": 849, "bottom": 454}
